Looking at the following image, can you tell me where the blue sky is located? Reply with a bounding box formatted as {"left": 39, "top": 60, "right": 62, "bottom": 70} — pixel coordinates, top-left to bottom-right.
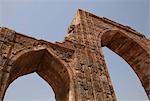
{"left": 1, "top": 0, "right": 149, "bottom": 101}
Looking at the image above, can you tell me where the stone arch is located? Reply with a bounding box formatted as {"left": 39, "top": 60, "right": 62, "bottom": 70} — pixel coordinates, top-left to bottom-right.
{"left": 2, "top": 46, "right": 72, "bottom": 101}
{"left": 101, "top": 29, "right": 150, "bottom": 99}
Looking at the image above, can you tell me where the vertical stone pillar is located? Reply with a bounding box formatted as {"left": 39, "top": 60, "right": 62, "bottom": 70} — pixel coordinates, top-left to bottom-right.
{"left": 70, "top": 43, "right": 116, "bottom": 101}
{"left": 0, "top": 27, "right": 15, "bottom": 100}
{"left": 65, "top": 9, "right": 117, "bottom": 101}
{"left": 0, "top": 70, "right": 10, "bottom": 100}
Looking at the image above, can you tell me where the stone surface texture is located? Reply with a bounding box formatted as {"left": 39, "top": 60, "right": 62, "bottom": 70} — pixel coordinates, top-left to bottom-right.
{"left": 0, "top": 9, "right": 149, "bottom": 101}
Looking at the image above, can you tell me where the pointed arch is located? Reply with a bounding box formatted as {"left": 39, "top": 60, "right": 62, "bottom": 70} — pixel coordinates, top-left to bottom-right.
{"left": 2, "top": 46, "right": 73, "bottom": 101}
{"left": 101, "top": 29, "right": 150, "bottom": 99}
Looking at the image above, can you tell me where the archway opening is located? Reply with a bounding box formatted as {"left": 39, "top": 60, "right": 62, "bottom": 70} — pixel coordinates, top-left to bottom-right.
{"left": 102, "top": 47, "right": 149, "bottom": 101}
{"left": 2, "top": 48, "right": 70, "bottom": 101}
{"left": 101, "top": 30, "right": 149, "bottom": 100}
{"left": 4, "top": 72, "right": 55, "bottom": 101}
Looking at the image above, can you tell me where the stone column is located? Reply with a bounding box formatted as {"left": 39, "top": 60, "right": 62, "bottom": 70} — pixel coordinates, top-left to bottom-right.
{"left": 71, "top": 44, "right": 116, "bottom": 101}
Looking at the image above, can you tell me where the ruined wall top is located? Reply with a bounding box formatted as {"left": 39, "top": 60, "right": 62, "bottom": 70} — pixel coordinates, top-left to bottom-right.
{"left": 77, "top": 9, "right": 145, "bottom": 37}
